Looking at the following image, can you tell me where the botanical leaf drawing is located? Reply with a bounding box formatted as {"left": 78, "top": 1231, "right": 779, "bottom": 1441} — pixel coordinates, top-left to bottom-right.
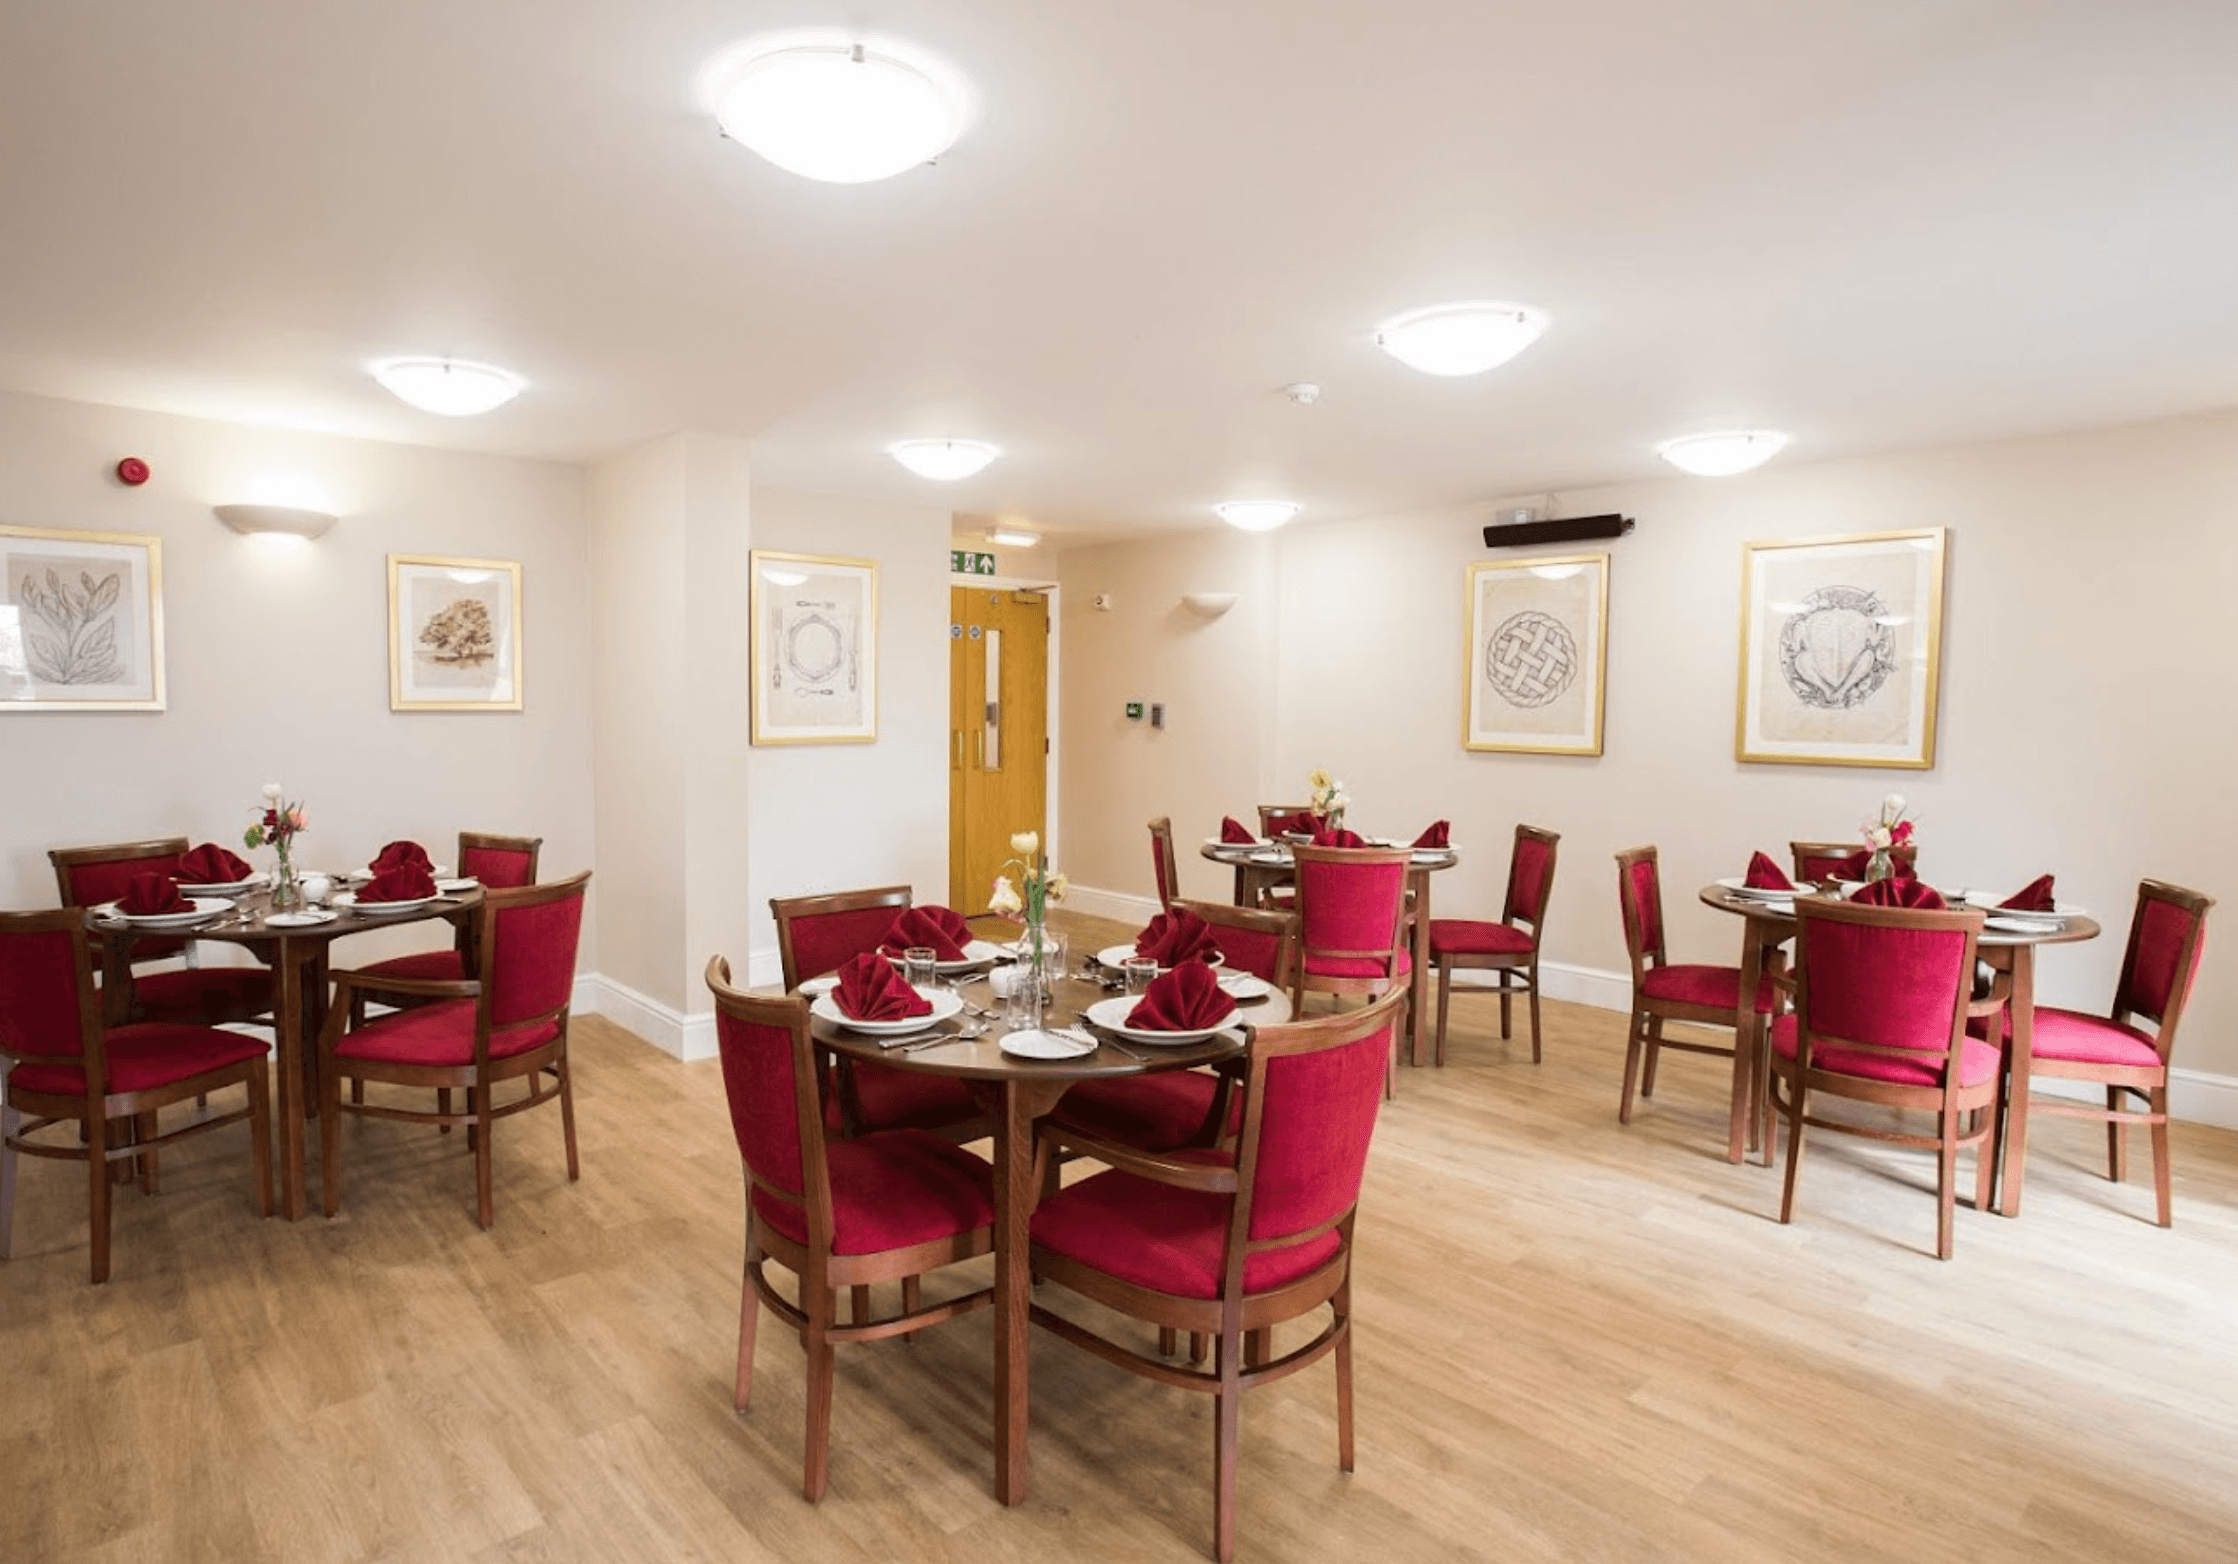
{"left": 16, "top": 565, "right": 127, "bottom": 684}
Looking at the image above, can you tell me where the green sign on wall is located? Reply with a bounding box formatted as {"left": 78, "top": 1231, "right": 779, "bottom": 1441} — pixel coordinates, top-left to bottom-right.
{"left": 951, "top": 549, "right": 998, "bottom": 576}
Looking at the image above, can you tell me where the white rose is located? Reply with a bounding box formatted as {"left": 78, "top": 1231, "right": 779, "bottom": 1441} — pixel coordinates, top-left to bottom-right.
{"left": 262, "top": 783, "right": 284, "bottom": 801}
{"left": 1009, "top": 830, "right": 1039, "bottom": 857}
{"left": 1045, "top": 872, "right": 1069, "bottom": 901}
{"left": 989, "top": 876, "right": 1022, "bottom": 915}
{"left": 1882, "top": 793, "right": 1906, "bottom": 820}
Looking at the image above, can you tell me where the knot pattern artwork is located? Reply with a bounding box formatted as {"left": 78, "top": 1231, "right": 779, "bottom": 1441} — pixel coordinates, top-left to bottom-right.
{"left": 1777, "top": 585, "right": 1895, "bottom": 709}
{"left": 1486, "top": 611, "right": 1578, "bottom": 708}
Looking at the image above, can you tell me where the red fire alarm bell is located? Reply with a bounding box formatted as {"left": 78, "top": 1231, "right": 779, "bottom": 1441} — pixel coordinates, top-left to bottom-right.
{"left": 115, "top": 457, "right": 151, "bottom": 487}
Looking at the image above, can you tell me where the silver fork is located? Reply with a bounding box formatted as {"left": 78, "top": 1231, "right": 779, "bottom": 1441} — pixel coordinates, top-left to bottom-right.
{"left": 897, "top": 1019, "right": 990, "bottom": 1053}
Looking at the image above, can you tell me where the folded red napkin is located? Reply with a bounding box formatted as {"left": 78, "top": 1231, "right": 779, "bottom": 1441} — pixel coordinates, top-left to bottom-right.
{"left": 1744, "top": 851, "right": 1794, "bottom": 891}
{"left": 371, "top": 839, "right": 434, "bottom": 875}
{"left": 834, "top": 950, "right": 932, "bottom": 1022}
{"left": 1125, "top": 959, "right": 1235, "bottom": 1032}
{"left": 1835, "top": 849, "right": 1917, "bottom": 882}
{"left": 1133, "top": 908, "right": 1221, "bottom": 967}
{"left": 1413, "top": 820, "right": 1451, "bottom": 849}
{"left": 881, "top": 905, "right": 973, "bottom": 961}
{"left": 1848, "top": 878, "right": 1947, "bottom": 910}
{"left": 120, "top": 872, "right": 187, "bottom": 916}
{"left": 1999, "top": 875, "right": 2056, "bottom": 912}
{"left": 1311, "top": 827, "right": 1368, "bottom": 849}
{"left": 1219, "top": 816, "right": 1257, "bottom": 845}
{"left": 358, "top": 864, "right": 437, "bottom": 903}
{"left": 1268, "top": 811, "right": 1318, "bottom": 836}
{"left": 175, "top": 843, "right": 252, "bottom": 884}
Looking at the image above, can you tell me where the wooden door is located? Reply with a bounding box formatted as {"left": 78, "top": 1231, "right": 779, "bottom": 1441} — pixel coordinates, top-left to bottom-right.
{"left": 949, "top": 587, "right": 1048, "bottom": 913}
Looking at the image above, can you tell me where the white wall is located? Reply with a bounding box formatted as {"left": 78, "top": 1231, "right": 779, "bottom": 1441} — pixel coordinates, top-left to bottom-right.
{"left": 1059, "top": 408, "right": 2238, "bottom": 1103}
{"left": 0, "top": 390, "right": 597, "bottom": 972}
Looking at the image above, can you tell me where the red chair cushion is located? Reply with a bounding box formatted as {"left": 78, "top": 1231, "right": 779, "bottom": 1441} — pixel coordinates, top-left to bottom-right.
{"left": 1428, "top": 919, "right": 1534, "bottom": 957}
{"left": 2021, "top": 1006, "right": 2164, "bottom": 1070}
{"left": 355, "top": 950, "right": 467, "bottom": 985}
{"left": 334, "top": 1000, "right": 559, "bottom": 1067}
{"left": 9, "top": 1022, "right": 269, "bottom": 1097}
{"left": 1771, "top": 1014, "right": 1999, "bottom": 1089}
{"left": 1641, "top": 963, "right": 1777, "bottom": 1014}
{"left": 1302, "top": 949, "right": 1412, "bottom": 981}
{"left": 753, "top": 1129, "right": 994, "bottom": 1256}
{"left": 130, "top": 967, "right": 274, "bottom": 1021}
{"left": 848, "top": 1060, "right": 983, "bottom": 1135}
{"left": 1031, "top": 1160, "right": 1341, "bottom": 1300}
{"left": 1050, "top": 1070, "right": 1237, "bottom": 1151}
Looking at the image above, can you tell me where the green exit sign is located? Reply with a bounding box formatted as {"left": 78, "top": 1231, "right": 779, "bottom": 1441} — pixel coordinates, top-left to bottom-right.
{"left": 951, "top": 550, "right": 998, "bottom": 576}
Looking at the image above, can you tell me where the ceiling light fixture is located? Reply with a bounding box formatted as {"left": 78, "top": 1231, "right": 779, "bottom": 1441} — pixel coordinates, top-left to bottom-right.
{"left": 988, "top": 526, "right": 1039, "bottom": 548}
{"left": 1375, "top": 302, "right": 1548, "bottom": 376}
{"left": 1658, "top": 430, "right": 1789, "bottom": 476}
{"left": 372, "top": 358, "right": 524, "bottom": 417}
{"left": 889, "top": 439, "right": 999, "bottom": 480}
{"left": 711, "top": 40, "right": 967, "bottom": 184}
{"left": 1215, "top": 501, "right": 1299, "bottom": 532}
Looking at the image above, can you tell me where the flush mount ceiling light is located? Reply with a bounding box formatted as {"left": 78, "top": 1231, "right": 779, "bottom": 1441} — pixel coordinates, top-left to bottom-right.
{"left": 889, "top": 438, "right": 999, "bottom": 480}
{"left": 372, "top": 358, "right": 524, "bottom": 417}
{"left": 711, "top": 40, "right": 968, "bottom": 183}
{"left": 987, "top": 525, "right": 1039, "bottom": 548}
{"left": 1658, "top": 430, "right": 1789, "bottom": 476}
{"left": 1375, "top": 302, "right": 1548, "bottom": 376}
{"left": 1215, "top": 501, "right": 1299, "bottom": 532}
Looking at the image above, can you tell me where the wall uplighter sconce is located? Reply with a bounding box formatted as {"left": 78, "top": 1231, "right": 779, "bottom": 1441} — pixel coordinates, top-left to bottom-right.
{"left": 1181, "top": 591, "right": 1238, "bottom": 618}
{"left": 214, "top": 503, "right": 339, "bottom": 540}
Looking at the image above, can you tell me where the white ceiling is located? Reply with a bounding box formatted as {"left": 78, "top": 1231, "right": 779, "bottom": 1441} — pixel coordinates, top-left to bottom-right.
{"left": 4, "top": 1, "right": 2237, "bottom": 543}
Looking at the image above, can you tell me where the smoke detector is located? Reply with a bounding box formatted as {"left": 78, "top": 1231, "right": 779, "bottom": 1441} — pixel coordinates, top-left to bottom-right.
{"left": 1281, "top": 382, "right": 1321, "bottom": 406}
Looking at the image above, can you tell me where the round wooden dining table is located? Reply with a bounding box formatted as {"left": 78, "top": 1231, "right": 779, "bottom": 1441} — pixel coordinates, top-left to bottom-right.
{"left": 93, "top": 881, "right": 483, "bottom": 1221}
{"left": 1201, "top": 835, "right": 1459, "bottom": 1065}
{"left": 1697, "top": 880, "right": 2100, "bottom": 1207}
{"left": 810, "top": 964, "right": 1290, "bottom": 1507}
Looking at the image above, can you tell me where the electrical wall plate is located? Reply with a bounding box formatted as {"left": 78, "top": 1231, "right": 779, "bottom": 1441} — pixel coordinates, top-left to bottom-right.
{"left": 1125, "top": 701, "right": 1144, "bottom": 720}
{"left": 1150, "top": 702, "right": 1165, "bottom": 729}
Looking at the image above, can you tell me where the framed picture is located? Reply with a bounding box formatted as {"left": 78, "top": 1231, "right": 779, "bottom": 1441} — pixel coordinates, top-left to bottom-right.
{"left": 1463, "top": 552, "right": 1608, "bottom": 755}
{"left": 751, "top": 550, "right": 877, "bottom": 745}
{"left": 1736, "top": 528, "right": 1947, "bottom": 768}
{"left": 0, "top": 525, "right": 165, "bottom": 711}
{"left": 388, "top": 554, "right": 523, "bottom": 711}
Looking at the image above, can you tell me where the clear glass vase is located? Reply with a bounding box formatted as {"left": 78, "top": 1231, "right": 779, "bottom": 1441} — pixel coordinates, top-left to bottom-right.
{"left": 1865, "top": 846, "right": 1893, "bottom": 884}
{"left": 269, "top": 842, "right": 304, "bottom": 911}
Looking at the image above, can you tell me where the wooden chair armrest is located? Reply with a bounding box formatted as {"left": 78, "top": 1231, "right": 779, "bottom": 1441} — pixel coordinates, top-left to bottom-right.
{"left": 1036, "top": 1124, "right": 1239, "bottom": 1192}
{"left": 328, "top": 969, "right": 482, "bottom": 1002}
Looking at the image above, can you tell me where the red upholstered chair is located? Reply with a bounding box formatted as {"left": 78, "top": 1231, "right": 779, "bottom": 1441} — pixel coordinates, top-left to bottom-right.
{"left": 1996, "top": 879, "right": 2213, "bottom": 1226}
{"left": 0, "top": 908, "right": 272, "bottom": 1283}
{"left": 48, "top": 838, "right": 273, "bottom": 1028}
{"left": 770, "top": 886, "right": 986, "bottom": 1143}
{"left": 317, "top": 872, "right": 590, "bottom": 1229}
{"left": 1789, "top": 840, "right": 1918, "bottom": 885}
{"left": 347, "top": 831, "right": 543, "bottom": 1027}
{"left": 706, "top": 960, "right": 994, "bottom": 1501}
{"left": 1150, "top": 815, "right": 1181, "bottom": 910}
{"left": 1250, "top": 804, "right": 1312, "bottom": 910}
{"left": 1427, "top": 824, "right": 1559, "bottom": 1065}
{"left": 1030, "top": 988, "right": 1406, "bottom": 1563}
{"left": 1613, "top": 846, "right": 1781, "bottom": 1146}
{"left": 1046, "top": 900, "right": 1300, "bottom": 1154}
{"left": 1770, "top": 895, "right": 2000, "bottom": 1259}
{"left": 1291, "top": 843, "right": 1414, "bottom": 1096}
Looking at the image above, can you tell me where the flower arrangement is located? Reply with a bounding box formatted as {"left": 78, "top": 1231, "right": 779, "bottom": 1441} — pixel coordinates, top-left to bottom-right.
{"left": 1306, "top": 767, "right": 1349, "bottom": 825}
{"left": 1860, "top": 793, "right": 1915, "bottom": 881}
{"left": 989, "top": 831, "right": 1067, "bottom": 926}
{"left": 245, "top": 782, "right": 310, "bottom": 906}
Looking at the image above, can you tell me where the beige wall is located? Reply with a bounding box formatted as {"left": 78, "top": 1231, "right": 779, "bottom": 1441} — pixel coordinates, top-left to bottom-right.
{"left": 1060, "top": 409, "right": 2238, "bottom": 1094}
{"left": 0, "top": 389, "right": 597, "bottom": 972}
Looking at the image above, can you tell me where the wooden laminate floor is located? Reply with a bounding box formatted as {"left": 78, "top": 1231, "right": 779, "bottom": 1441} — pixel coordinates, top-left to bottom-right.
{"left": 6, "top": 909, "right": 2238, "bottom": 1561}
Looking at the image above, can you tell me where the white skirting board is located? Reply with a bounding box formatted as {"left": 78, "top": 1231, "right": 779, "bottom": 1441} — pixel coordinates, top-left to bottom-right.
{"left": 1043, "top": 883, "right": 2238, "bottom": 1131}
{"left": 571, "top": 945, "right": 782, "bottom": 1063}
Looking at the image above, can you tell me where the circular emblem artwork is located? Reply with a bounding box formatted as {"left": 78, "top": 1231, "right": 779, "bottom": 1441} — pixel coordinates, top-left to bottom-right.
{"left": 1484, "top": 611, "right": 1578, "bottom": 709}
{"left": 1777, "top": 585, "right": 1895, "bottom": 708}
{"left": 783, "top": 613, "right": 845, "bottom": 684}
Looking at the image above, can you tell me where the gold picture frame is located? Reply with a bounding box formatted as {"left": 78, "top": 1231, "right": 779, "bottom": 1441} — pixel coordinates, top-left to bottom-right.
{"left": 1463, "top": 552, "right": 1609, "bottom": 755}
{"left": 388, "top": 554, "right": 523, "bottom": 711}
{"left": 750, "top": 550, "right": 878, "bottom": 745}
{"left": 1736, "top": 528, "right": 1947, "bottom": 768}
{"left": 0, "top": 525, "right": 166, "bottom": 711}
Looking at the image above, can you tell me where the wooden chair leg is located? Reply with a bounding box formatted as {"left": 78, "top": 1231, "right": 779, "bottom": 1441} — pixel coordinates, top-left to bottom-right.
{"left": 1189, "top": 1332, "right": 1208, "bottom": 1364}
{"left": 1334, "top": 1273, "right": 1355, "bottom": 1473}
{"left": 321, "top": 1063, "right": 345, "bottom": 1218}
{"left": 1526, "top": 964, "right": 1544, "bottom": 1064}
{"left": 557, "top": 1057, "right": 581, "bottom": 1181}
{"left": 2150, "top": 1086, "right": 2174, "bottom": 1227}
{"left": 735, "top": 1238, "right": 762, "bottom": 1411}
{"left": 1433, "top": 964, "right": 1452, "bottom": 1068}
{"left": 2106, "top": 1086, "right": 2127, "bottom": 1182}
{"left": 1213, "top": 1335, "right": 1243, "bottom": 1564}
{"left": 901, "top": 1275, "right": 921, "bottom": 1344}
{"left": 1973, "top": 1106, "right": 1998, "bottom": 1215}
{"left": 473, "top": 1082, "right": 496, "bottom": 1230}
{"left": 851, "top": 1285, "right": 872, "bottom": 1326}
{"left": 1935, "top": 1108, "right": 1960, "bottom": 1260}
{"left": 0, "top": 1093, "right": 17, "bottom": 1259}
{"left": 1618, "top": 1010, "right": 1646, "bottom": 1124}
{"left": 247, "top": 1068, "right": 274, "bottom": 1218}
{"left": 2001, "top": 1076, "right": 2034, "bottom": 1217}
{"left": 803, "top": 1321, "right": 836, "bottom": 1502}
{"left": 1245, "top": 1327, "right": 1272, "bottom": 1367}
{"left": 1778, "top": 1076, "right": 1808, "bottom": 1226}
{"left": 436, "top": 1085, "right": 450, "bottom": 1132}
{"left": 1158, "top": 1326, "right": 1178, "bottom": 1357}
{"left": 1498, "top": 974, "right": 1513, "bottom": 1040}
{"left": 87, "top": 1113, "right": 113, "bottom": 1284}
{"left": 1641, "top": 1017, "right": 1664, "bottom": 1098}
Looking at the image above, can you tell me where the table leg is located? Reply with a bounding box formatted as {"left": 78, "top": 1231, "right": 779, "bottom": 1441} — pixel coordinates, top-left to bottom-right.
{"left": 1408, "top": 868, "right": 1432, "bottom": 1067}
{"left": 273, "top": 945, "right": 308, "bottom": 1220}
{"left": 1997, "top": 948, "right": 2036, "bottom": 1217}
{"left": 1729, "top": 918, "right": 1770, "bottom": 1165}
{"left": 993, "top": 1076, "right": 1069, "bottom": 1505}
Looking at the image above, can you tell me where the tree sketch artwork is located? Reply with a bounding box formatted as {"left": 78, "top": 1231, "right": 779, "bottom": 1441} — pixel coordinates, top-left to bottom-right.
{"left": 389, "top": 555, "right": 520, "bottom": 710}
{"left": 1777, "top": 585, "right": 1895, "bottom": 709}
{"left": 419, "top": 597, "right": 497, "bottom": 666}
{"left": 1484, "top": 609, "right": 1579, "bottom": 709}
{"left": 18, "top": 566, "right": 125, "bottom": 684}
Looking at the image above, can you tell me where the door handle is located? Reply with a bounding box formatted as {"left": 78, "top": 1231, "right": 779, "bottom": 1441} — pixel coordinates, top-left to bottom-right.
{"left": 953, "top": 729, "right": 964, "bottom": 770}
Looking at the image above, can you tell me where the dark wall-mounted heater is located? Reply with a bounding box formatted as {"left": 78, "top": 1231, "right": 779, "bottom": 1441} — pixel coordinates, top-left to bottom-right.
{"left": 1481, "top": 513, "right": 1635, "bottom": 548}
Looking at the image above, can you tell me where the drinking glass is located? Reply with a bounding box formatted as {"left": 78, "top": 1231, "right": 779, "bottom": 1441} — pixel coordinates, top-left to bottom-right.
{"left": 903, "top": 947, "right": 938, "bottom": 989}
{"left": 1122, "top": 956, "right": 1159, "bottom": 995}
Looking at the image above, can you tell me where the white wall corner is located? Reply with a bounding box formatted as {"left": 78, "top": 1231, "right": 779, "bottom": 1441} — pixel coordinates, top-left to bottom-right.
{"left": 573, "top": 946, "right": 786, "bottom": 1064}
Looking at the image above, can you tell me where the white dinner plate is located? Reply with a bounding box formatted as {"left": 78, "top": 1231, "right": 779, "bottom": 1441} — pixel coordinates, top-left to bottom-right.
{"left": 94, "top": 896, "right": 231, "bottom": 928}
{"left": 1985, "top": 915, "right": 2071, "bottom": 934}
{"left": 1217, "top": 971, "right": 1272, "bottom": 1001}
{"left": 798, "top": 974, "right": 839, "bottom": 997}
{"left": 884, "top": 939, "right": 1004, "bottom": 973}
{"left": 1085, "top": 993, "right": 1239, "bottom": 1045}
{"left": 811, "top": 986, "right": 965, "bottom": 1036}
{"left": 342, "top": 863, "right": 452, "bottom": 884}
{"left": 331, "top": 891, "right": 439, "bottom": 915}
{"left": 1965, "top": 893, "right": 2084, "bottom": 918}
{"left": 265, "top": 909, "right": 338, "bottom": 928}
{"left": 1096, "top": 943, "right": 1223, "bottom": 972}
{"left": 176, "top": 874, "right": 263, "bottom": 896}
{"left": 1247, "top": 848, "right": 1291, "bottom": 865}
{"left": 1410, "top": 847, "right": 1459, "bottom": 863}
{"left": 1204, "top": 837, "right": 1263, "bottom": 854}
{"left": 1716, "top": 875, "right": 1798, "bottom": 898}
{"left": 999, "top": 1028, "right": 1097, "bottom": 1060}
{"left": 435, "top": 877, "right": 479, "bottom": 893}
